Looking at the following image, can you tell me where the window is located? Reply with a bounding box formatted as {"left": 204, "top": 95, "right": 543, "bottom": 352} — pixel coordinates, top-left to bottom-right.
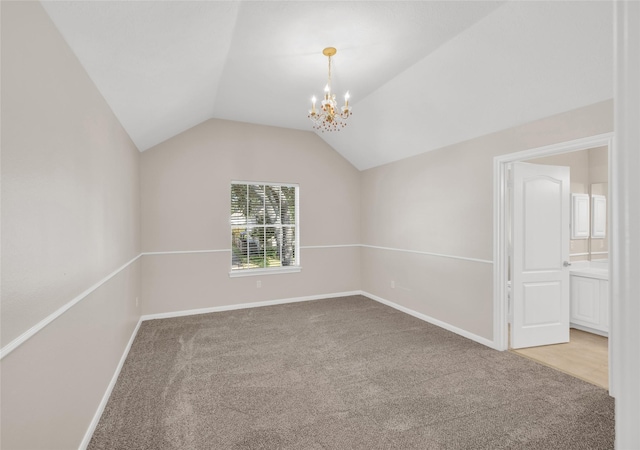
{"left": 230, "top": 182, "right": 299, "bottom": 275}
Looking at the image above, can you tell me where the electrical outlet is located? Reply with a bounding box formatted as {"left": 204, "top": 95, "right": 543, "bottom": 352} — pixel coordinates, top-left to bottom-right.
{"left": 135, "top": 297, "right": 139, "bottom": 307}
{"left": 257, "top": 280, "right": 262, "bottom": 288}
{"left": 390, "top": 280, "right": 395, "bottom": 289}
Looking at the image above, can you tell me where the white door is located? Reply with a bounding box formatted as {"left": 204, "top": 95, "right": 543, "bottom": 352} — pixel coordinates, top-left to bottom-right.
{"left": 511, "top": 162, "right": 570, "bottom": 349}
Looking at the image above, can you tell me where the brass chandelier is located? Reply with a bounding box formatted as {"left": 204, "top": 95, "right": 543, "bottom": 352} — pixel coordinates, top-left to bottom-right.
{"left": 308, "top": 47, "right": 352, "bottom": 132}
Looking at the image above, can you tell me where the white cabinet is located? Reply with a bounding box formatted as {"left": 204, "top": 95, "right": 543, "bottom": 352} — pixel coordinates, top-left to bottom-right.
{"left": 570, "top": 274, "right": 609, "bottom": 335}
{"left": 571, "top": 194, "right": 590, "bottom": 239}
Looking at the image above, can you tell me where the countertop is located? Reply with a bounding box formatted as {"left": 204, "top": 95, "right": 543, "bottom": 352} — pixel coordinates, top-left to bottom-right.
{"left": 570, "top": 262, "right": 609, "bottom": 281}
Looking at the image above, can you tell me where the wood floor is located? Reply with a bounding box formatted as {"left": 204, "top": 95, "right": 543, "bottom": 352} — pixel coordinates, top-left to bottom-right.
{"left": 511, "top": 328, "right": 609, "bottom": 390}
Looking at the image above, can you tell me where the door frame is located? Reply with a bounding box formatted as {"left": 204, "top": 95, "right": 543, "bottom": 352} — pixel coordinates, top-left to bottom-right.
{"left": 492, "top": 132, "right": 614, "bottom": 385}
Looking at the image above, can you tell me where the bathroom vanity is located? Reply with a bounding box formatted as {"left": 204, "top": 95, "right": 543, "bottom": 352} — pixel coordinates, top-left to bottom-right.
{"left": 570, "top": 261, "right": 609, "bottom": 336}
{"left": 568, "top": 179, "right": 609, "bottom": 337}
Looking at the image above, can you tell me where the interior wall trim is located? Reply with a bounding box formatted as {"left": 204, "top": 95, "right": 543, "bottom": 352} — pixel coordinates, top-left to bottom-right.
{"left": 361, "top": 244, "right": 493, "bottom": 264}
{"left": 142, "top": 245, "right": 489, "bottom": 264}
{"left": 141, "top": 249, "right": 230, "bottom": 255}
{"left": 299, "top": 244, "right": 361, "bottom": 249}
{"left": 143, "top": 245, "right": 360, "bottom": 255}
{"left": 361, "top": 291, "right": 498, "bottom": 350}
{"left": 140, "top": 291, "right": 363, "bottom": 321}
{"left": 0, "top": 254, "right": 142, "bottom": 361}
{"left": 140, "top": 289, "right": 498, "bottom": 356}
{"left": 79, "top": 318, "right": 143, "bottom": 450}
{"left": 137, "top": 290, "right": 498, "bottom": 351}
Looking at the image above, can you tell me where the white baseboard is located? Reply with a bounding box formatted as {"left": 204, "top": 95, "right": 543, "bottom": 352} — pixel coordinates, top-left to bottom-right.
{"left": 141, "top": 290, "right": 499, "bottom": 348}
{"left": 79, "top": 318, "right": 143, "bottom": 450}
{"left": 140, "top": 291, "right": 363, "bottom": 321}
{"left": 570, "top": 323, "right": 608, "bottom": 337}
{"left": 360, "top": 291, "right": 499, "bottom": 350}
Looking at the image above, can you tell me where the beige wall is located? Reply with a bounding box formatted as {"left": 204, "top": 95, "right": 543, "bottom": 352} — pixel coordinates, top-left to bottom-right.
{"left": 360, "top": 100, "right": 613, "bottom": 340}
{"left": 0, "top": 262, "right": 141, "bottom": 449}
{"left": 589, "top": 146, "right": 609, "bottom": 183}
{"left": 140, "top": 119, "right": 361, "bottom": 315}
{"left": 1, "top": 2, "right": 141, "bottom": 448}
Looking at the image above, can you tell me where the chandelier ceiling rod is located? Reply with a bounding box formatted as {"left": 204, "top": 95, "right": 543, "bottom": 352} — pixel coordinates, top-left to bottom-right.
{"left": 325, "top": 47, "right": 334, "bottom": 91}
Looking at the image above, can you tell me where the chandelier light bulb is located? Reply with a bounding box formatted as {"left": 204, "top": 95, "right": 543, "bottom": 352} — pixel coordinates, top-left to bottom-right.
{"left": 310, "top": 96, "right": 317, "bottom": 114}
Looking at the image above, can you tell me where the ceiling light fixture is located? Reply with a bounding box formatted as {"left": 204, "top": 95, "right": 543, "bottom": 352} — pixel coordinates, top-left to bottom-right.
{"left": 308, "top": 47, "right": 352, "bottom": 132}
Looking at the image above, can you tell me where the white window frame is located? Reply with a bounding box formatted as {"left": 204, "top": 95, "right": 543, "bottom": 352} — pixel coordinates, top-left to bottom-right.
{"left": 229, "top": 180, "right": 301, "bottom": 277}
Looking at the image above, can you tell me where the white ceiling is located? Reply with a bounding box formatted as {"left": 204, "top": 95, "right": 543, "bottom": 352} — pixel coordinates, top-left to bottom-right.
{"left": 41, "top": 1, "right": 613, "bottom": 171}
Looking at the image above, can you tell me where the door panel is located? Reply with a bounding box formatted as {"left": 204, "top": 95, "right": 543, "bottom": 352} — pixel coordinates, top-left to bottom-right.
{"left": 523, "top": 281, "right": 563, "bottom": 326}
{"left": 524, "top": 178, "right": 563, "bottom": 270}
{"left": 511, "top": 162, "right": 570, "bottom": 349}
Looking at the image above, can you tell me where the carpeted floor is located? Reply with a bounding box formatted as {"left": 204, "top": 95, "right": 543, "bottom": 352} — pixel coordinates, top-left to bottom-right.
{"left": 88, "top": 295, "right": 614, "bottom": 449}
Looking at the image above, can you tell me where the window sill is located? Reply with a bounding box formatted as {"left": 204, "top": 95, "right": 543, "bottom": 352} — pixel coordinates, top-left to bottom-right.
{"left": 228, "top": 266, "right": 302, "bottom": 278}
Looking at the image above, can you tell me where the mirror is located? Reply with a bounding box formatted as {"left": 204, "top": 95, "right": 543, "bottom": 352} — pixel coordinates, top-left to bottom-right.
{"left": 589, "top": 182, "right": 608, "bottom": 261}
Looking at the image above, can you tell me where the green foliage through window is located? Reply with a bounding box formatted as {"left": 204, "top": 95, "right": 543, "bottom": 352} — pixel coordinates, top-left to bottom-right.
{"left": 231, "top": 182, "right": 298, "bottom": 271}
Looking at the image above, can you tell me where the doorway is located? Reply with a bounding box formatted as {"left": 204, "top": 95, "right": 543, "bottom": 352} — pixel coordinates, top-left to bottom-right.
{"left": 493, "top": 133, "right": 614, "bottom": 392}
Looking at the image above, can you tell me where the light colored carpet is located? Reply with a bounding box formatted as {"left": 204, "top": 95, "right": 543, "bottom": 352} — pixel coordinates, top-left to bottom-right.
{"left": 89, "top": 295, "right": 614, "bottom": 449}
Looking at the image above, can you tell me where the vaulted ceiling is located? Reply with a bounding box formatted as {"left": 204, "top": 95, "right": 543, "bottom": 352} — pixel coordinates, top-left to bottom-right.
{"left": 42, "top": 1, "right": 613, "bottom": 170}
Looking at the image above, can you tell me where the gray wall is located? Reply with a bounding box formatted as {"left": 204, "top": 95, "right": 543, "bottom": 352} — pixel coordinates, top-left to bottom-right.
{"left": 1, "top": 2, "right": 141, "bottom": 448}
